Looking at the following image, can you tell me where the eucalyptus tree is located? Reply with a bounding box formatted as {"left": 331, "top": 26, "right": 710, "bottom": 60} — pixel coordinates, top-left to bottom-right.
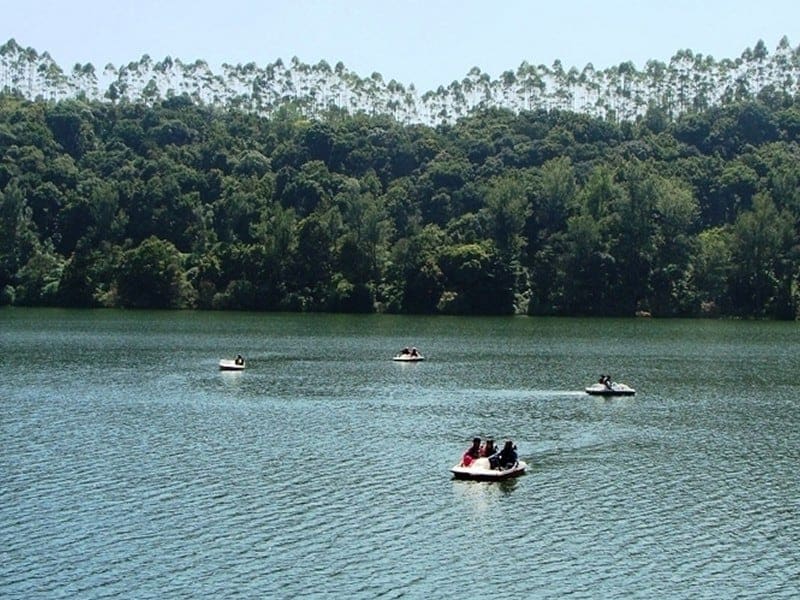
{"left": 38, "top": 60, "right": 68, "bottom": 100}
{"left": 773, "top": 36, "right": 795, "bottom": 95}
{"left": 749, "top": 40, "right": 770, "bottom": 90}
{"left": 690, "top": 54, "right": 717, "bottom": 112}
{"left": 578, "top": 63, "right": 600, "bottom": 113}
{"left": 644, "top": 59, "right": 668, "bottom": 110}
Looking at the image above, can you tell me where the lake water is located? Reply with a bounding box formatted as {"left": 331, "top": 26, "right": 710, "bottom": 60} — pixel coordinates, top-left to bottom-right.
{"left": 2, "top": 309, "right": 799, "bottom": 598}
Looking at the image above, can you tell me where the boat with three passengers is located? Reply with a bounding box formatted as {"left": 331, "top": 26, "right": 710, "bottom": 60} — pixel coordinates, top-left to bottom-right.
{"left": 451, "top": 438, "right": 526, "bottom": 480}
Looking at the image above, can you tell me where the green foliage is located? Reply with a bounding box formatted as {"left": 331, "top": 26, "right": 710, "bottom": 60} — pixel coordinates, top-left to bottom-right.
{"left": 14, "top": 244, "right": 65, "bottom": 305}
{"left": 2, "top": 91, "right": 800, "bottom": 317}
{"left": 116, "top": 236, "right": 196, "bottom": 308}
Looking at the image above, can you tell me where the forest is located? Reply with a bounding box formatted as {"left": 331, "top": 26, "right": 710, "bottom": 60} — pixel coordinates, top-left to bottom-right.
{"left": 2, "top": 49, "right": 800, "bottom": 317}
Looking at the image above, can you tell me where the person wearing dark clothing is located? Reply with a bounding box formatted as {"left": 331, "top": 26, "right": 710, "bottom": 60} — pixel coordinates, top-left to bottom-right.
{"left": 495, "top": 440, "right": 518, "bottom": 469}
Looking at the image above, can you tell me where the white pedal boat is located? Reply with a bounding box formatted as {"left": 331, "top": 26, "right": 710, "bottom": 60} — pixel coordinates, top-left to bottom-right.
{"left": 585, "top": 382, "right": 635, "bottom": 396}
{"left": 219, "top": 357, "right": 246, "bottom": 371}
{"left": 392, "top": 353, "right": 424, "bottom": 362}
{"left": 451, "top": 457, "right": 527, "bottom": 481}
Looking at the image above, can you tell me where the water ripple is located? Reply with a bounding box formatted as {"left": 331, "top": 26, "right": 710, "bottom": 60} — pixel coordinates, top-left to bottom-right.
{"left": 3, "top": 313, "right": 800, "bottom": 598}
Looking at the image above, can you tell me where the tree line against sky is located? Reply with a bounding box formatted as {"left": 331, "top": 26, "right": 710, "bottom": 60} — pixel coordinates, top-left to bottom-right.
{"left": 1, "top": 38, "right": 800, "bottom": 317}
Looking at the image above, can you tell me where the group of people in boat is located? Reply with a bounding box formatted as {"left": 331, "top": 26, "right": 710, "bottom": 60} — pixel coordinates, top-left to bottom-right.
{"left": 398, "top": 346, "right": 421, "bottom": 358}
{"left": 460, "top": 437, "right": 518, "bottom": 470}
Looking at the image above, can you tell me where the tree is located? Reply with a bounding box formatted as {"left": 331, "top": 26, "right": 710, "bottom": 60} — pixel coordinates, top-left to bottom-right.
{"left": 0, "top": 184, "right": 38, "bottom": 293}
{"left": 14, "top": 243, "right": 65, "bottom": 305}
{"left": 691, "top": 227, "right": 733, "bottom": 315}
{"left": 116, "top": 236, "right": 196, "bottom": 308}
{"left": 57, "top": 244, "right": 117, "bottom": 307}
{"left": 556, "top": 213, "right": 617, "bottom": 315}
{"left": 729, "top": 193, "right": 796, "bottom": 317}
{"left": 291, "top": 213, "right": 336, "bottom": 308}
{"left": 45, "top": 102, "right": 92, "bottom": 158}
{"left": 437, "top": 242, "right": 513, "bottom": 314}
{"left": 645, "top": 174, "right": 699, "bottom": 315}
{"left": 484, "top": 172, "right": 531, "bottom": 263}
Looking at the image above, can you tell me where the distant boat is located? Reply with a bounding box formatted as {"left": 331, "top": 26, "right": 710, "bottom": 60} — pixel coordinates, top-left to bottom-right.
{"left": 393, "top": 347, "right": 424, "bottom": 361}
{"left": 585, "top": 381, "right": 635, "bottom": 396}
{"left": 392, "top": 353, "right": 424, "bottom": 362}
{"left": 219, "top": 355, "right": 246, "bottom": 371}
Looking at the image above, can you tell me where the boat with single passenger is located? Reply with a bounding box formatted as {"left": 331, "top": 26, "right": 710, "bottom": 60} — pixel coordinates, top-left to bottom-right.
{"left": 219, "top": 355, "right": 246, "bottom": 371}
{"left": 585, "top": 375, "right": 635, "bottom": 396}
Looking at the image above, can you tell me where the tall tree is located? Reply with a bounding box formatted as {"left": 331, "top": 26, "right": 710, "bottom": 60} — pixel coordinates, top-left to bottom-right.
{"left": 116, "top": 236, "right": 196, "bottom": 308}
{"left": 729, "top": 192, "right": 796, "bottom": 317}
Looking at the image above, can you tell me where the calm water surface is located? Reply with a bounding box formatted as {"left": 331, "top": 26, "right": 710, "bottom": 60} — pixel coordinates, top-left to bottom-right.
{"left": 1, "top": 309, "right": 799, "bottom": 598}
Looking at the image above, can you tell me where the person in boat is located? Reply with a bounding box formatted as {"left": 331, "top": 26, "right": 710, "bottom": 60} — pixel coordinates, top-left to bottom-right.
{"left": 410, "top": 347, "right": 419, "bottom": 357}
{"left": 400, "top": 347, "right": 410, "bottom": 355}
{"left": 481, "top": 439, "right": 497, "bottom": 458}
{"left": 235, "top": 354, "right": 245, "bottom": 366}
{"left": 494, "top": 440, "right": 518, "bottom": 470}
{"left": 600, "top": 374, "right": 612, "bottom": 389}
{"left": 461, "top": 437, "right": 482, "bottom": 467}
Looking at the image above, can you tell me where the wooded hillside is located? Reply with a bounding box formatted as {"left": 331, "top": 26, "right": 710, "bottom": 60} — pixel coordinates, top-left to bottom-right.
{"left": 2, "top": 38, "right": 800, "bottom": 317}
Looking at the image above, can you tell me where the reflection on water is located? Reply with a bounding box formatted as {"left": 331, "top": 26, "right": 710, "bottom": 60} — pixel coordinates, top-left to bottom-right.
{"left": 452, "top": 476, "right": 521, "bottom": 512}
{"left": 1, "top": 309, "right": 799, "bottom": 598}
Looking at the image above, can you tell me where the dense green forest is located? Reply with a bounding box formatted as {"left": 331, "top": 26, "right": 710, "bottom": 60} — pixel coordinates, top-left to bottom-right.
{"left": 2, "top": 86, "right": 800, "bottom": 317}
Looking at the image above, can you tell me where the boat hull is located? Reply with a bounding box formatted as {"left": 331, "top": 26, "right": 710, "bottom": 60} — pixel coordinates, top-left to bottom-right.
{"left": 392, "top": 355, "right": 424, "bottom": 362}
{"left": 585, "top": 383, "right": 635, "bottom": 396}
{"left": 451, "top": 458, "right": 527, "bottom": 481}
{"left": 219, "top": 359, "right": 245, "bottom": 371}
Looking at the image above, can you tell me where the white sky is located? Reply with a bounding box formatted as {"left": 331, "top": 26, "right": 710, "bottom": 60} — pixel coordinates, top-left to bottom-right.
{"left": 1, "top": 0, "right": 798, "bottom": 92}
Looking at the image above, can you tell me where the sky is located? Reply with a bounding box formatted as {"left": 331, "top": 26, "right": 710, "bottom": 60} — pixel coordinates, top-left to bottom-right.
{"left": 2, "top": 0, "right": 799, "bottom": 92}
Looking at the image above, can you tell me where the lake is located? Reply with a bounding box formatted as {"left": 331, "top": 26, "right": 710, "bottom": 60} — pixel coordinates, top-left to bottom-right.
{"left": 1, "top": 308, "right": 799, "bottom": 598}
